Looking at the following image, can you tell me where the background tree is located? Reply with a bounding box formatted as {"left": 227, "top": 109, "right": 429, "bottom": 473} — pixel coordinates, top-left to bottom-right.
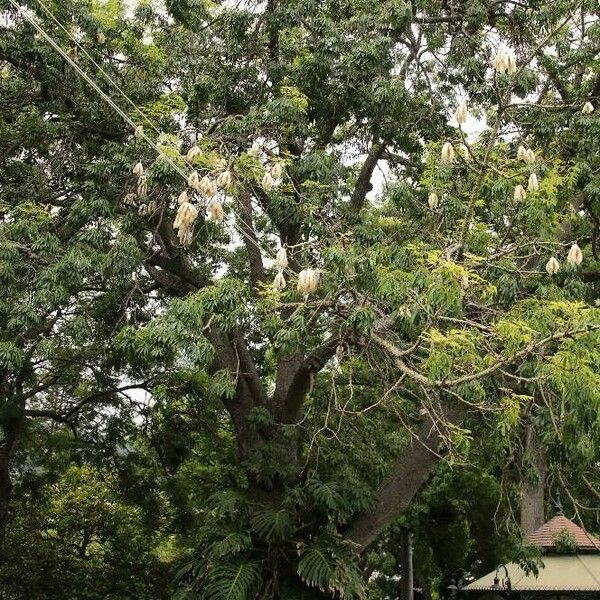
{"left": 0, "top": 0, "right": 599, "bottom": 597}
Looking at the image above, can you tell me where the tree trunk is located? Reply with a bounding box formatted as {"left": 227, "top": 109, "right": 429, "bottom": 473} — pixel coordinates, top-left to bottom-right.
{"left": 520, "top": 424, "right": 546, "bottom": 536}
{"left": 0, "top": 429, "right": 18, "bottom": 544}
{"left": 400, "top": 529, "right": 414, "bottom": 600}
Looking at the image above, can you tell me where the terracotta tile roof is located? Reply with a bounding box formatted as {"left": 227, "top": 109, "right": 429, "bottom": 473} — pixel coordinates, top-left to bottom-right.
{"left": 527, "top": 515, "right": 600, "bottom": 551}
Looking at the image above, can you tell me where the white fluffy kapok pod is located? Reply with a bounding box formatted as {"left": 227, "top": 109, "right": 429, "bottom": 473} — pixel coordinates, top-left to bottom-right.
{"left": 178, "top": 229, "right": 192, "bottom": 246}
{"left": 297, "top": 268, "right": 320, "bottom": 296}
{"left": 525, "top": 148, "right": 536, "bottom": 164}
{"left": 173, "top": 201, "right": 199, "bottom": 231}
{"left": 517, "top": 145, "right": 527, "bottom": 161}
{"left": 199, "top": 176, "right": 211, "bottom": 195}
{"left": 138, "top": 204, "right": 148, "bottom": 216}
{"left": 545, "top": 256, "right": 560, "bottom": 276}
{"left": 216, "top": 170, "right": 232, "bottom": 188}
{"left": 441, "top": 142, "right": 455, "bottom": 164}
{"left": 506, "top": 50, "right": 517, "bottom": 74}
{"left": 123, "top": 192, "right": 137, "bottom": 205}
{"left": 493, "top": 48, "right": 508, "bottom": 72}
{"left": 428, "top": 192, "right": 439, "bottom": 210}
{"left": 250, "top": 141, "right": 261, "bottom": 156}
{"left": 187, "top": 171, "right": 201, "bottom": 191}
{"left": 186, "top": 145, "right": 202, "bottom": 161}
{"left": 177, "top": 190, "right": 189, "bottom": 205}
{"left": 96, "top": 30, "right": 106, "bottom": 44}
{"left": 137, "top": 178, "right": 148, "bottom": 197}
{"left": 567, "top": 243, "right": 583, "bottom": 266}
{"left": 208, "top": 200, "right": 224, "bottom": 222}
{"left": 271, "top": 162, "right": 284, "bottom": 180}
{"left": 273, "top": 271, "right": 286, "bottom": 291}
{"left": 454, "top": 100, "right": 468, "bottom": 125}
{"left": 133, "top": 161, "right": 144, "bottom": 177}
{"left": 514, "top": 184, "right": 526, "bottom": 201}
{"left": 528, "top": 173, "right": 540, "bottom": 192}
{"left": 582, "top": 102, "right": 594, "bottom": 114}
{"left": 134, "top": 125, "right": 144, "bottom": 140}
{"left": 262, "top": 171, "right": 274, "bottom": 191}
{"left": 276, "top": 246, "right": 288, "bottom": 269}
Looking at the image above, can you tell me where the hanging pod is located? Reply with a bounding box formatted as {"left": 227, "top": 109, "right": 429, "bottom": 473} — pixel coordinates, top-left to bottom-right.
{"left": 133, "top": 161, "right": 144, "bottom": 177}
{"left": 545, "top": 256, "right": 560, "bottom": 276}
{"left": 271, "top": 162, "right": 284, "bottom": 180}
{"left": 186, "top": 145, "right": 202, "bottom": 161}
{"left": 582, "top": 102, "right": 594, "bottom": 114}
{"left": 276, "top": 246, "right": 288, "bottom": 269}
{"left": 208, "top": 200, "right": 224, "bottom": 222}
{"left": 216, "top": 170, "right": 232, "bottom": 188}
{"left": 428, "top": 192, "right": 439, "bottom": 210}
{"left": 188, "top": 171, "right": 201, "bottom": 191}
{"left": 513, "top": 184, "right": 526, "bottom": 201}
{"left": 527, "top": 173, "right": 539, "bottom": 192}
{"left": 273, "top": 271, "right": 286, "bottom": 291}
{"left": 262, "top": 171, "right": 274, "bottom": 191}
{"left": 297, "top": 268, "right": 320, "bottom": 295}
{"left": 441, "top": 142, "right": 455, "bottom": 163}
{"left": 453, "top": 100, "right": 468, "bottom": 125}
{"left": 567, "top": 243, "right": 583, "bottom": 266}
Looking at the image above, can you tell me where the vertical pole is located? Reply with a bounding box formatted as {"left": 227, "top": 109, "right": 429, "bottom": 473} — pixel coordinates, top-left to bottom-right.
{"left": 400, "top": 529, "right": 414, "bottom": 600}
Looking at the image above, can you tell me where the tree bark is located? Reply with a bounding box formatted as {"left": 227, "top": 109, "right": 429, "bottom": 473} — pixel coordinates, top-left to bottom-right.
{"left": 345, "top": 402, "right": 466, "bottom": 550}
{"left": 520, "top": 424, "right": 546, "bottom": 536}
{"left": 0, "top": 428, "right": 18, "bottom": 544}
{"left": 400, "top": 529, "right": 414, "bottom": 600}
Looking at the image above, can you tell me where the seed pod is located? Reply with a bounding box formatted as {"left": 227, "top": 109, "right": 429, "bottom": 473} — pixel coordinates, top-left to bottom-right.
{"left": 545, "top": 256, "right": 560, "bottom": 276}
{"left": 249, "top": 141, "right": 261, "bottom": 156}
{"left": 441, "top": 142, "right": 455, "bottom": 163}
{"left": 133, "top": 162, "right": 144, "bottom": 177}
{"left": 262, "top": 171, "right": 274, "bottom": 190}
{"left": 96, "top": 30, "right": 106, "bottom": 45}
{"left": 273, "top": 271, "right": 286, "bottom": 291}
{"left": 517, "top": 145, "right": 527, "bottom": 161}
{"left": 525, "top": 149, "right": 536, "bottom": 164}
{"left": 297, "top": 268, "right": 320, "bottom": 295}
{"left": 582, "top": 102, "right": 594, "bottom": 114}
{"left": 271, "top": 162, "right": 283, "bottom": 179}
{"left": 178, "top": 229, "right": 193, "bottom": 246}
{"left": 567, "top": 243, "right": 583, "bottom": 266}
{"left": 173, "top": 201, "right": 199, "bottom": 232}
{"left": 188, "top": 171, "right": 201, "bottom": 191}
{"left": 123, "top": 192, "right": 137, "bottom": 205}
{"left": 177, "top": 190, "right": 189, "bottom": 205}
{"left": 276, "top": 246, "right": 288, "bottom": 268}
{"left": 216, "top": 170, "right": 232, "bottom": 188}
{"left": 186, "top": 145, "right": 201, "bottom": 161}
{"left": 208, "top": 200, "right": 224, "bottom": 222}
{"left": 528, "top": 173, "right": 539, "bottom": 192}
{"left": 138, "top": 204, "right": 147, "bottom": 216}
{"left": 428, "top": 192, "right": 439, "bottom": 210}
{"left": 513, "top": 184, "right": 526, "bottom": 201}
{"left": 147, "top": 200, "right": 157, "bottom": 213}
{"left": 454, "top": 100, "right": 468, "bottom": 125}
{"left": 493, "top": 48, "right": 508, "bottom": 72}
{"left": 134, "top": 125, "right": 144, "bottom": 139}
{"left": 206, "top": 180, "right": 218, "bottom": 198}
{"left": 506, "top": 50, "right": 517, "bottom": 74}
{"left": 137, "top": 178, "right": 148, "bottom": 197}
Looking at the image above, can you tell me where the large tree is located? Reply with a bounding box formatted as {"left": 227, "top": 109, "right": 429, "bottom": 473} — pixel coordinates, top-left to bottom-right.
{"left": 1, "top": 0, "right": 599, "bottom": 597}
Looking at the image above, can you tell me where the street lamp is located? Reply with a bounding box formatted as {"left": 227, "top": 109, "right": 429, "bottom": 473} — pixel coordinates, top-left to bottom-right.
{"left": 491, "top": 564, "right": 512, "bottom": 593}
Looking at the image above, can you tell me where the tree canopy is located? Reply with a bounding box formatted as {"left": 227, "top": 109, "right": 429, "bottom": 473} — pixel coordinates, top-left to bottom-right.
{"left": 0, "top": 0, "right": 599, "bottom": 598}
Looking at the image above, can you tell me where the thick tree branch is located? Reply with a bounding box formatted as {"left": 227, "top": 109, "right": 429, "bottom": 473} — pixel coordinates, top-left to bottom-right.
{"left": 350, "top": 141, "right": 385, "bottom": 211}
{"left": 345, "top": 400, "right": 466, "bottom": 550}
